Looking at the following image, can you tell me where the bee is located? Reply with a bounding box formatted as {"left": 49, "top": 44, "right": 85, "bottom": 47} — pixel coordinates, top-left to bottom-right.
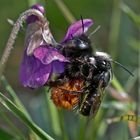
{"left": 58, "top": 17, "right": 99, "bottom": 58}
{"left": 51, "top": 52, "right": 113, "bottom": 116}
{"left": 51, "top": 79, "right": 84, "bottom": 110}
{"left": 60, "top": 34, "right": 93, "bottom": 58}
{"left": 50, "top": 18, "right": 133, "bottom": 117}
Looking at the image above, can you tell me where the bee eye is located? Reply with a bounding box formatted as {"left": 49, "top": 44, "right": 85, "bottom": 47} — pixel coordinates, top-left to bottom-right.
{"left": 99, "top": 61, "right": 107, "bottom": 69}
{"left": 102, "top": 61, "right": 106, "bottom": 66}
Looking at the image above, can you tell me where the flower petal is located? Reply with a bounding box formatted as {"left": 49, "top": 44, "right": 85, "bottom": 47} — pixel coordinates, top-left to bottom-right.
{"left": 20, "top": 50, "right": 52, "bottom": 88}
{"left": 25, "top": 24, "right": 43, "bottom": 55}
{"left": 31, "top": 4, "right": 45, "bottom": 14}
{"left": 52, "top": 61, "right": 67, "bottom": 74}
{"left": 62, "top": 19, "right": 93, "bottom": 42}
{"left": 33, "top": 45, "right": 69, "bottom": 65}
{"left": 26, "top": 4, "right": 45, "bottom": 25}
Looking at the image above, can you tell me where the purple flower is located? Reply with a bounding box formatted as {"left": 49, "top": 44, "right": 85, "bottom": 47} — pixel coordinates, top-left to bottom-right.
{"left": 20, "top": 4, "right": 68, "bottom": 88}
{"left": 20, "top": 46, "right": 68, "bottom": 88}
{"left": 62, "top": 19, "right": 93, "bottom": 42}
{"left": 26, "top": 4, "right": 45, "bottom": 24}
{"left": 20, "top": 4, "right": 93, "bottom": 88}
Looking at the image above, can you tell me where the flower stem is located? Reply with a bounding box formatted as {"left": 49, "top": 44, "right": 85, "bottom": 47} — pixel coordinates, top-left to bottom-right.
{"left": 53, "top": 0, "right": 76, "bottom": 23}
{"left": 108, "top": 0, "right": 122, "bottom": 59}
{"left": 0, "top": 9, "right": 46, "bottom": 81}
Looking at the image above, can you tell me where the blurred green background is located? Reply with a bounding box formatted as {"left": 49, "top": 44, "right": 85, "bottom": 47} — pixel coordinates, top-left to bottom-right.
{"left": 0, "top": 0, "right": 139, "bottom": 140}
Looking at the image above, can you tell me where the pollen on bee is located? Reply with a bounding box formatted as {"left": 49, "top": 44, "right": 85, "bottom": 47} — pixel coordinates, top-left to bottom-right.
{"left": 51, "top": 79, "right": 84, "bottom": 110}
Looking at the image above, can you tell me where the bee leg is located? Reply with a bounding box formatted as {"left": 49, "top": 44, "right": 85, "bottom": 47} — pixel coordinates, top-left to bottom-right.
{"left": 87, "top": 68, "right": 94, "bottom": 80}
{"left": 62, "top": 89, "right": 83, "bottom": 94}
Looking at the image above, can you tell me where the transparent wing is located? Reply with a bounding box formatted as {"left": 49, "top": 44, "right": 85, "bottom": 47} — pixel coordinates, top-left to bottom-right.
{"left": 89, "top": 81, "right": 105, "bottom": 117}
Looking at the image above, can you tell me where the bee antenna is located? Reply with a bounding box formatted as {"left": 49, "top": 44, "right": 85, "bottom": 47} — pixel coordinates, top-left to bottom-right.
{"left": 112, "top": 60, "right": 134, "bottom": 76}
{"left": 88, "top": 25, "right": 101, "bottom": 38}
{"left": 80, "top": 15, "right": 84, "bottom": 33}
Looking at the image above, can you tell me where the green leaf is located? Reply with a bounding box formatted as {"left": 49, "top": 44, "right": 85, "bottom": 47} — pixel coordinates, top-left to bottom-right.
{"left": 102, "top": 101, "right": 135, "bottom": 111}
{"left": 131, "top": 136, "right": 140, "bottom": 140}
{"left": 45, "top": 87, "right": 62, "bottom": 137}
{"left": 121, "top": 3, "right": 140, "bottom": 28}
{"left": 111, "top": 76, "right": 125, "bottom": 92}
{"left": 0, "top": 107, "right": 26, "bottom": 140}
{"left": 53, "top": 0, "right": 76, "bottom": 23}
{"left": 128, "top": 38, "right": 139, "bottom": 52}
{"left": 0, "top": 92, "right": 54, "bottom": 140}
{"left": 1, "top": 76, "right": 31, "bottom": 119}
{"left": 28, "top": 0, "right": 41, "bottom": 6}
{"left": 0, "top": 128, "right": 15, "bottom": 140}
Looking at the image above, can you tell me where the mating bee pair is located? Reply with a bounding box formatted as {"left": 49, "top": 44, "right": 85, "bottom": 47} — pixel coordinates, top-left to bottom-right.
{"left": 21, "top": 5, "right": 133, "bottom": 117}
{"left": 49, "top": 19, "right": 133, "bottom": 117}
{"left": 50, "top": 29, "right": 113, "bottom": 117}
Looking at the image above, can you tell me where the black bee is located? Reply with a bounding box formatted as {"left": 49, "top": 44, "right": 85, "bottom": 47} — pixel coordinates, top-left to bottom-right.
{"left": 50, "top": 48, "right": 133, "bottom": 116}
{"left": 78, "top": 52, "right": 112, "bottom": 116}
{"left": 60, "top": 34, "right": 93, "bottom": 58}
{"left": 50, "top": 19, "right": 133, "bottom": 117}
{"left": 51, "top": 51, "right": 113, "bottom": 116}
{"left": 58, "top": 17, "right": 98, "bottom": 58}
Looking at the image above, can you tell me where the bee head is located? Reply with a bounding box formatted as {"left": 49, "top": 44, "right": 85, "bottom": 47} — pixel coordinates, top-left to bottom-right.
{"left": 89, "top": 52, "right": 112, "bottom": 71}
{"left": 90, "top": 51, "right": 133, "bottom": 76}
{"left": 71, "top": 34, "right": 91, "bottom": 50}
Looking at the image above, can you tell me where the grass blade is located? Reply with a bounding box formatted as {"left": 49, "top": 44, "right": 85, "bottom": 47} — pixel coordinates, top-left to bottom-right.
{"left": 131, "top": 136, "right": 140, "bottom": 140}
{"left": 0, "top": 107, "right": 26, "bottom": 140}
{"left": 0, "top": 92, "right": 54, "bottom": 140}
{"left": 1, "top": 76, "right": 31, "bottom": 119}
{"left": 0, "top": 128, "right": 15, "bottom": 140}
{"left": 108, "top": 0, "right": 121, "bottom": 58}
{"left": 53, "top": 0, "right": 76, "bottom": 23}
{"left": 45, "top": 87, "right": 62, "bottom": 137}
{"left": 121, "top": 3, "right": 140, "bottom": 28}
{"left": 111, "top": 75, "right": 124, "bottom": 92}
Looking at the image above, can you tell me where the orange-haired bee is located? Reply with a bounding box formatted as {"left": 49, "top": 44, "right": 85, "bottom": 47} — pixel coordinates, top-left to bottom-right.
{"left": 50, "top": 52, "right": 113, "bottom": 116}
{"left": 51, "top": 79, "right": 84, "bottom": 110}
{"left": 49, "top": 18, "right": 133, "bottom": 117}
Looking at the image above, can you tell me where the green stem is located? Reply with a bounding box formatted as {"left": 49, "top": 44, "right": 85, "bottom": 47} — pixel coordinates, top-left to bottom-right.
{"left": 1, "top": 76, "right": 41, "bottom": 139}
{"left": 1, "top": 76, "right": 31, "bottom": 119}
{"left": 0, "top": 108, "right": 26, "bottom": 140}
{"left": 0, "top": 92, "right": 54, "bottom": 140}
{"left": 138, "top": 29, "right": 140, "bottom": 115}
{"left": 111, "top": 75, "right": 125, "bottom": 92}
{"left": 58, "top": 110, "right": 69, "bottom": 140}
{"left": 53, "top": 0, "right": 76, "bottom": 23}
{"left": 44, "top": 87, "right": 62, "bottom": 137}
{"left": 78, "top": 116, "right": 86, "bottom": 140}
{"left": 109, "top": 0, "right": 122, "bottom": 59}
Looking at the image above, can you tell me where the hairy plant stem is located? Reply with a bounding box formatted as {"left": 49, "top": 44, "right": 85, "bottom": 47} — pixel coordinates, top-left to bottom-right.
{"left": 0, "top": 9, "right": 46, "bottom": 81}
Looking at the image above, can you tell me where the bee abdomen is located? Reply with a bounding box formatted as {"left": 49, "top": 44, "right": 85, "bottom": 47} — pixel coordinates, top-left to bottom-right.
{"left": 79, "top": 96, "right": 94, "bottom": 116}
{"left": 79, "top": 90, "right": 102, "bottom": 116}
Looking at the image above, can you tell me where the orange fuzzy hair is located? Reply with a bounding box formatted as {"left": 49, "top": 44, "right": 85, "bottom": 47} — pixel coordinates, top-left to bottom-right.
{"left": 51, "top": 79, "right": 84, "bottom": 110}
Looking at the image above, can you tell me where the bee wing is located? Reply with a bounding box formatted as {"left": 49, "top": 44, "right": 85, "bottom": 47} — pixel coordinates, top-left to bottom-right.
{"left": 90, "top": 82, "right": 105, "bottom": 117}
{"left": 25, "top": 22, "right": 43, "bottom": 55}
